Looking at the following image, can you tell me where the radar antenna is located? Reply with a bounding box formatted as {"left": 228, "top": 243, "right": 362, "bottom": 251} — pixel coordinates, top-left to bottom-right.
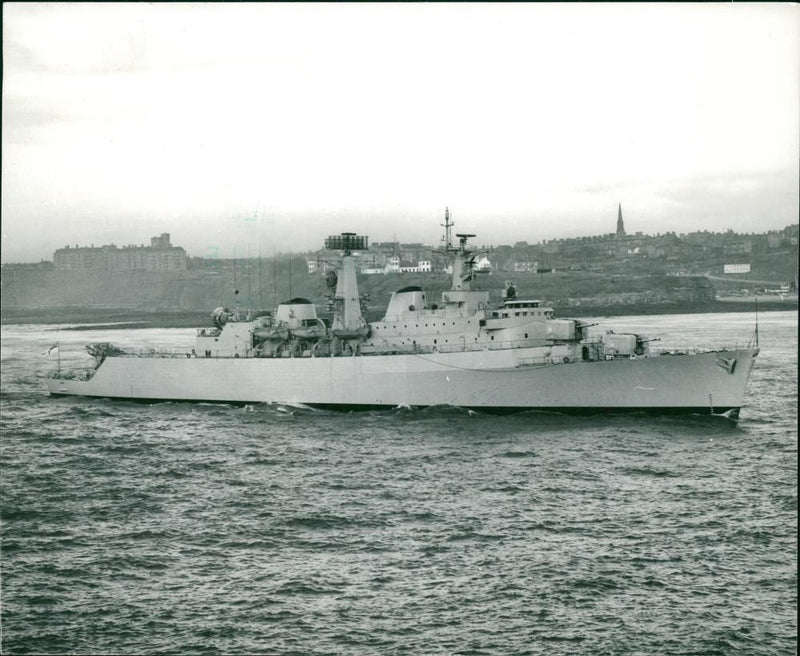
{"left": 455, "top": 233, "right": 476, "bottom": 253}
{"left": 324, "top": 232, "right": 368, "bottom": 256}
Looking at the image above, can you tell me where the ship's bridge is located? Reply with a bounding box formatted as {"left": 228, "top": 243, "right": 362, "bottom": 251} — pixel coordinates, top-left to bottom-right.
{"left": 489, "top": 299, "right": 554, "bottom": 321}
{"left": 502, "top": 299, "right": 543, "bottom": 309}
{"left": 383, "top": 286, "right": 489, "bottom": 321}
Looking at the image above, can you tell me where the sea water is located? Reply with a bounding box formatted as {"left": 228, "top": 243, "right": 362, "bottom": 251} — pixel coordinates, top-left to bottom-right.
{"left": 1, "top": 311, "right": 796, "bottom": 655}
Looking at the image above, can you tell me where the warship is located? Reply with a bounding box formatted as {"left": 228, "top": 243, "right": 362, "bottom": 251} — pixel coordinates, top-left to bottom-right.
{"left": 47, "top": 211, "right": 759, "bottom": 419}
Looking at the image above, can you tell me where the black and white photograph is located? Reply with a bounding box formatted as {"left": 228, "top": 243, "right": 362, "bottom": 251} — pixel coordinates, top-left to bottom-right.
{"left": 1, "top": 3, "right": 797, "bottom": 654}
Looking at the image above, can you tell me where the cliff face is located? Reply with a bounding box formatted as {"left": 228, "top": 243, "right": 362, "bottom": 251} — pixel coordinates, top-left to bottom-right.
{"left": 1, "top": 267, "right": 716, "bottom": 314}
{"left": 1, "top": 270, "right": 223, "bottom": 310}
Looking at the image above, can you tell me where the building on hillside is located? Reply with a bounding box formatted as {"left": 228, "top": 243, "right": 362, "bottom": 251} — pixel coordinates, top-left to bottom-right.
{"left": 475, "top": 256, "right": 492, "bottom": 272}
{"left": 53, "top": 233, "right": 187, "bottom": 271}
{"left": 398, "top": 260, "right": 432, "bottom": 273}
{"left": 311, "top": 241, "right": 436, "bottom": 275}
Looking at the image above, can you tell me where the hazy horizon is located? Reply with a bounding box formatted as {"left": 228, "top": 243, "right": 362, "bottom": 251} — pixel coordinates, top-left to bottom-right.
{"left": 7, "top": 203, "right": 800, "bottom": 264}
{"left": 3, "top": 3, "right": 798, "bottom": 263}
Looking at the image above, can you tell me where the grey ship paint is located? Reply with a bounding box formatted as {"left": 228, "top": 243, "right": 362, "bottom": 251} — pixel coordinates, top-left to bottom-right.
{"left": 47, "top": 211, "right": 759, "bottom": 420}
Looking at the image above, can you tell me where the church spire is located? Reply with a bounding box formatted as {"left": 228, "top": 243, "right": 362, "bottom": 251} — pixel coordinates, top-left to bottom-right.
{"left": 616, "top": 203, "right": 626, "bottom": 237}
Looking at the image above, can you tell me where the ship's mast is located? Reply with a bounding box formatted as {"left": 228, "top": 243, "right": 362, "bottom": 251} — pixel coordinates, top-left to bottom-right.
{"left": 452, "top": 233, "right": 476, "bottom": 291}
{"left": 441, "top": 206, "right": 455, "bottom": 251}
{"left": 439, "top": 207, "right": 476, "bottom": 291}
{"left": 325, "top": 233, "right": 370, "bottom": 343}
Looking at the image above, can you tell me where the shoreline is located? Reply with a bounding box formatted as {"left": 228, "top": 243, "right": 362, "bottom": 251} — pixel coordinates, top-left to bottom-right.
{"left": 553, "top": 299, "right": 796, "bottom": 319}
{"left": 1, "top": 299, "right": 795, "bottom": 330}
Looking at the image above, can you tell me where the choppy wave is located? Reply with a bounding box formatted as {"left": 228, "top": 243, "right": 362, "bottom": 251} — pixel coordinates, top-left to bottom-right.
{"left": 0, "top": 312, "right": 796, "bottom": 655}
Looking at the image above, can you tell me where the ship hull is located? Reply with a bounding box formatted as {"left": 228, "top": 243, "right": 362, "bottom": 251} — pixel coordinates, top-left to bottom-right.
{"left": 46, "top": 347, "right": 758, "bottom": 417}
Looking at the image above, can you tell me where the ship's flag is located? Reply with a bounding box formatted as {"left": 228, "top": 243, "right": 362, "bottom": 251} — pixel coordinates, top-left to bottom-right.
{"left": 41, "top": 344, "right": 59, "bottom": 356}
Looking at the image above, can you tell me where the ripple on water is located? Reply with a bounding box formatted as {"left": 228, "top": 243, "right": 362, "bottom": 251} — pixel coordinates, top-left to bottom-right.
{"left": 0, "top": 313, "right": 797, "bottom": 655}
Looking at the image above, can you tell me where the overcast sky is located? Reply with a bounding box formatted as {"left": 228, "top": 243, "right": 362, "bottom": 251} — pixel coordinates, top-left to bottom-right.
{"left": 3, "top": 3, "right": 798, "bottom": 262}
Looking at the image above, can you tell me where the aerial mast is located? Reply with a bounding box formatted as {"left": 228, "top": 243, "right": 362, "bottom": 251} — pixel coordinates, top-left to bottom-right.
{"left": 439, "top": 207, "right": 476, "bottom": 291}
{"left": 441, "top": 207, "right": 454, "bottom": 251}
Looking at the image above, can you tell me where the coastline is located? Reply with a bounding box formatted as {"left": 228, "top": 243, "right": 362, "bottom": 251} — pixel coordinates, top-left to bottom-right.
{"left": 553, "top": 298, "right": 796, "bottom": 319}
{"left": 1, "top": 298, "right": 795, "bottom": 330}
{"left": 0, "top": 308, "right": 209, "bottom": 329}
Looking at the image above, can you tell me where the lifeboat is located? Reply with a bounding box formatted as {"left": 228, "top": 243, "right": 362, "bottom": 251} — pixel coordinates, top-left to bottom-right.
{"left": 253, "top": 322, "right": 289, "bottom": 341}
{"left": 331, "top": 324, "right": 370, "bottom": 340}
{"left": 292, "top": 319, "right": 327, "bottom": 340}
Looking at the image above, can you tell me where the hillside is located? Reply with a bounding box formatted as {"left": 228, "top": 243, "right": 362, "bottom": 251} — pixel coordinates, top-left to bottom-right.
{"left": 2, "top": 264, "right": 794, "bottom": 326}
